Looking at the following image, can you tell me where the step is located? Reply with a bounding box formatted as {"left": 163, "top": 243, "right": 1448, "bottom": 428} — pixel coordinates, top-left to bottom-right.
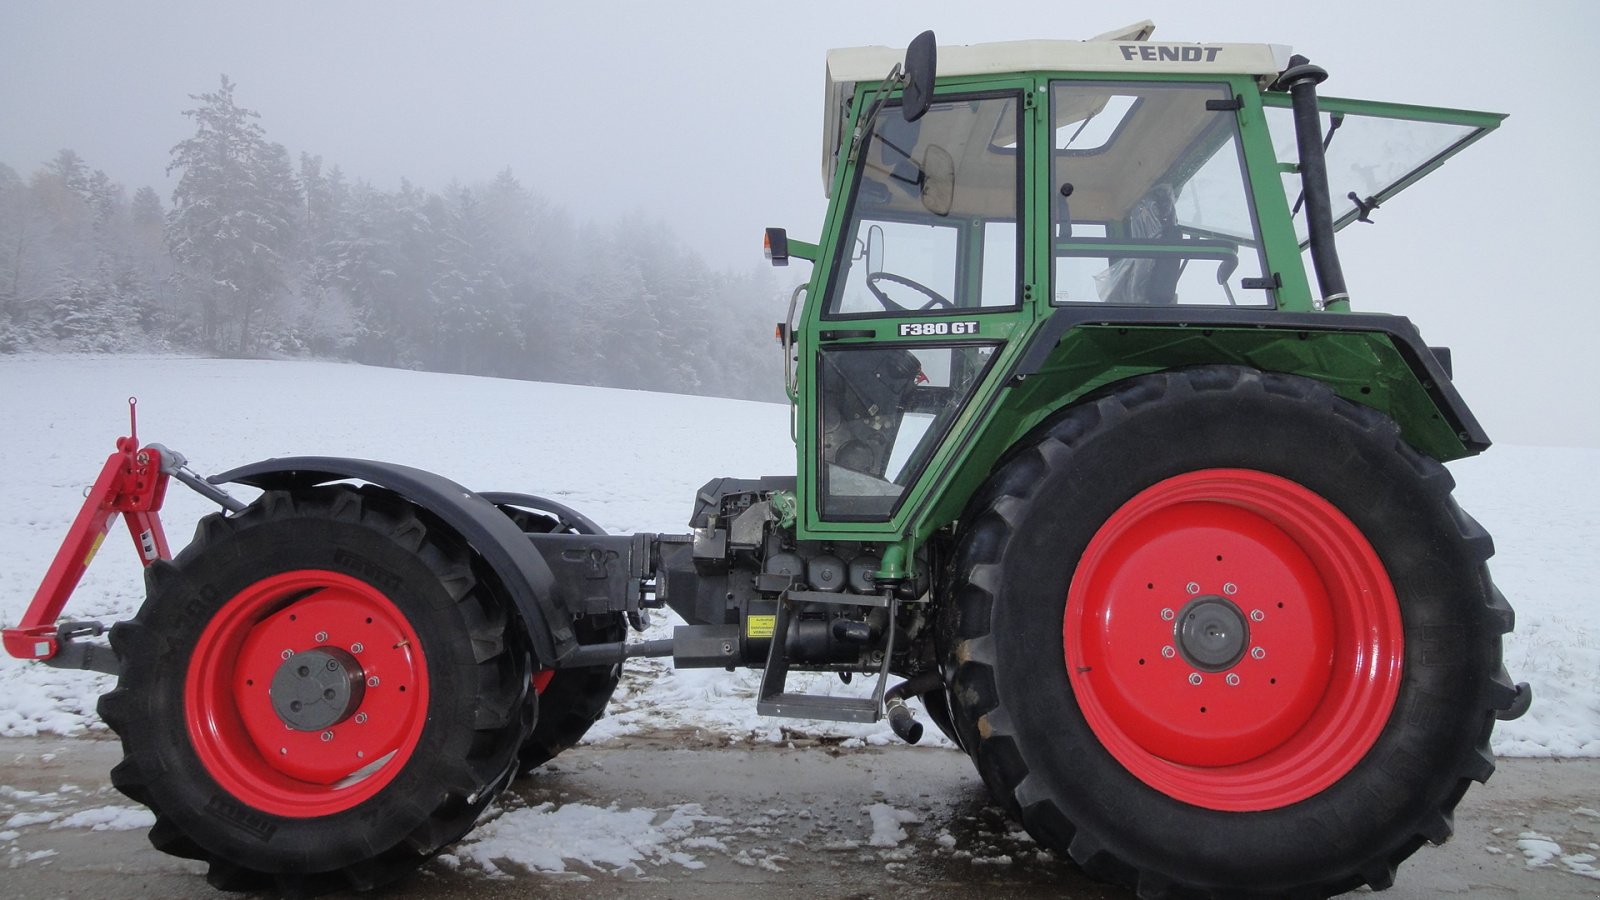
{"left": 756, "top": 694, "right": 879, "bottom": 723}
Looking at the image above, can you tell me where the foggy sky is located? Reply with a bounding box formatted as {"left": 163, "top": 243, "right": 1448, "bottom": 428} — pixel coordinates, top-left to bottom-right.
{"left": 3, "top": 1, "right": 1596, "bottom": 448}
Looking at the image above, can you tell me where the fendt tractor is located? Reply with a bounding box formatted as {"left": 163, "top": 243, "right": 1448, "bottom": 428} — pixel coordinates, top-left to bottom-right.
{"left": 4, "top": 22, "right": 1532, "bottom": 900}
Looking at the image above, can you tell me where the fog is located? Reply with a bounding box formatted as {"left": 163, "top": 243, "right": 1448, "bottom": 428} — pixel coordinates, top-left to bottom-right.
{"left": 2, "top": 1, "right": 1596, "bottom": 446}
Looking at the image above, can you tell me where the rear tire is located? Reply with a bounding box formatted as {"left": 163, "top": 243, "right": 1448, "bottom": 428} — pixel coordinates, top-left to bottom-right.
{"left": 945, "top": 366, "right": 1519, "bottom": 898}
{"left": 99, "top": 486, "right": 532, "bottom": 895}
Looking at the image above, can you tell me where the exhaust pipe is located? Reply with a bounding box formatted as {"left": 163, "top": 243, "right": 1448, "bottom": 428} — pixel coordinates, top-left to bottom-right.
{"left": 884, "top": 671, "right": 944, "bottom": 744}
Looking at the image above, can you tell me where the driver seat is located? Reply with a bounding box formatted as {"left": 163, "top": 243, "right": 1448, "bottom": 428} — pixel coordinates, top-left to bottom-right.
{"left": 1127, "top": 184, "right": 1181, "bottom": 304}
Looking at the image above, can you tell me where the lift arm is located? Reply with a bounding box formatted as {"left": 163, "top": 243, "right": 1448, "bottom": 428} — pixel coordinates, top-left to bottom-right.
{"left": 3, "top": 402, "right": 172, "bottom": 670}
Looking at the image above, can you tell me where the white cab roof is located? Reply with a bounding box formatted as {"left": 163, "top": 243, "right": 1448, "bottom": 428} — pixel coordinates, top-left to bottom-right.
{"left": 822, "top": 22, "right": 1293, "bottom": 194}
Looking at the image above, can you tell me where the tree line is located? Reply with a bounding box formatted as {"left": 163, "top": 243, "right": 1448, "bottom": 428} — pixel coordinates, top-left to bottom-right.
{"left": 0, "top": 76, "right": 788, "bottom": 402}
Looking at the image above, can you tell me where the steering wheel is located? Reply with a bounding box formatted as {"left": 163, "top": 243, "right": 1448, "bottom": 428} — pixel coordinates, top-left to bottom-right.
{"left": 866, "top": 272, "right": 954, "bottom": 312}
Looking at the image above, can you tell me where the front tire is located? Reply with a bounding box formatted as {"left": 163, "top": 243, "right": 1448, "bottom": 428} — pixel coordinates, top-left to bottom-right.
{"left": 99, "top": 486, "right": 531, "bottom": 895}
{"left": 946, "top": 366, "right": 1519, "bottom": 898}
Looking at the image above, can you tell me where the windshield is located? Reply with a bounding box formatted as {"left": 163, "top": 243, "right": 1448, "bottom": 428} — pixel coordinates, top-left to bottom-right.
{"left": 824, "top": 93, "right": 1022, "bottom": 317}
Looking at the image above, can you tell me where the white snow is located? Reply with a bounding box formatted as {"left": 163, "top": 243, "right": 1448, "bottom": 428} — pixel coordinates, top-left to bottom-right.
{"left": 15, "top": 848, "right": 56, "bottom": 864}
{"left": 864, "top": 802, "right": 920, "bottom": 848}
{"left": 452, "top": 802, "right": 725, "bottom": 876}
{"left": 0, "top": 354, "right": 1596, "bottom": 757}
{"left": 1516, "top": 831, "right": 1600, "bottom": 881}
{"left": 2, "top": 812, "right": 59, "bottom": 829}
{"left": 49, "top": 805, "right": 155, "bottom": 831}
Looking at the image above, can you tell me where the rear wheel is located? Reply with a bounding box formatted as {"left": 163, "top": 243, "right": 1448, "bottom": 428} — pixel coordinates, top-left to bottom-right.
{"left": 946, "top": 366, "right": 1519, "bottom": 898}
{"left": 99, "top": 486, "right": 531, "bottom": 895}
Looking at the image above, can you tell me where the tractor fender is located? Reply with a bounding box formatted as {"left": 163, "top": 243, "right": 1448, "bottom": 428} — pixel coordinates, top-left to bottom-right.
{"left": 1009, "top": 307, "right": 1489, "bottom": 453}
{"left": 210, "top": 456, "right": 576, "bottom": 666}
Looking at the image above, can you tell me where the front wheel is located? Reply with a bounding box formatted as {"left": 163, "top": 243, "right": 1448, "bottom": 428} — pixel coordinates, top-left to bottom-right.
{"left": 99, "top": 486, "right": 532, "bottom": 895}
{"left": 946, "top": 366, "right": 1520, "bottom": 898}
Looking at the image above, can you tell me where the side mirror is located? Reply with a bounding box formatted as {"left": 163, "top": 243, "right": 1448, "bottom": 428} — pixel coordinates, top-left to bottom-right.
{"left": 764, "top": 227, "right": 789, "bottom": 267}
{"left": 901, "top": 31, "right": 937, "bottom": 123}
{"left": 866, "top": 224, "right": 885, "bottom": 274}
{"left": 920, "top": 145, "right": 955, "bottom": 217}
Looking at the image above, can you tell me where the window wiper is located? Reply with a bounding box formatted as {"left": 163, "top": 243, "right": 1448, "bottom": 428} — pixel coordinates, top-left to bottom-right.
{"left": 848, "top": 64, "right": 905, "bottom": 165}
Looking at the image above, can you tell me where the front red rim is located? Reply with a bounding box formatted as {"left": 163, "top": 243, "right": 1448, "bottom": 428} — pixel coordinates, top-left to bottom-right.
{"left": 185, "top": 570, "right": 430, "bottom": 818}
{"left": 1064, "top": 469, "right": 1402, "bottom": 811}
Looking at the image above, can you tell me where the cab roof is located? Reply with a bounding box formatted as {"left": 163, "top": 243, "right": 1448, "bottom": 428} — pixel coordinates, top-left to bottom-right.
{"left": 822, "top": 22, "right": 1293, "bottom": 195}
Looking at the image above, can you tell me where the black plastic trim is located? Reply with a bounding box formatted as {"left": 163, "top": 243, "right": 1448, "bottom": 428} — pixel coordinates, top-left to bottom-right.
{"left": 212, "top": 457, "right": 576, "bottom": 664}
{"left": 1006, "top": 308, "right": 1489, "bottom": 452}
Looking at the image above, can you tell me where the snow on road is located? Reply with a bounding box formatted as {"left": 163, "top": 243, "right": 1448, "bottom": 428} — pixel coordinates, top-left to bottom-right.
{"left": 0, "top": 354, "right": 1595, "bottom": 756}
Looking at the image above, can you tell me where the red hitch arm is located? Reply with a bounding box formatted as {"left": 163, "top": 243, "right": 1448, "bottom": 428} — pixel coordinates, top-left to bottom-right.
{"left": 2, "top": 403, "right": 172, "bottom": 664}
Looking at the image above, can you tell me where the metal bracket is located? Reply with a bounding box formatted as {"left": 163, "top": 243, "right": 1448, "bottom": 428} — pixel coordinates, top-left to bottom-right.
{"left": 1241, "top": 273, "right": 1283, "bottom": 290}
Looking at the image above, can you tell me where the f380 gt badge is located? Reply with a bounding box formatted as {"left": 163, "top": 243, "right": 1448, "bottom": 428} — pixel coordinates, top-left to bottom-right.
{"left": 898, "top": 321, "right": 979, "bottom": 337}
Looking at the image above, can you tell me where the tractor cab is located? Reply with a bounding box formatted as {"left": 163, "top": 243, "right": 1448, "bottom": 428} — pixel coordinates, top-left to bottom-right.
{"left": 775, "top": 24, "right": 1502, "bottom": 553}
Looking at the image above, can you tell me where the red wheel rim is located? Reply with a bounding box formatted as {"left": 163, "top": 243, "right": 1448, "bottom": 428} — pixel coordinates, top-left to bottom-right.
{"left": 531, "top": 670, "right": 555, "bottom": 694}
{"left": 1064, "top": 469, "right": 1402, "bottom": 811}
{"left": 185, "top": 570, "right": 429, "bottom": 818}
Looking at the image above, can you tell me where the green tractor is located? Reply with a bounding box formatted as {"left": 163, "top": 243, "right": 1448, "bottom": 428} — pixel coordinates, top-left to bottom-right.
{"left": 5, "top": 21, "right": 1530, "bottom": 899}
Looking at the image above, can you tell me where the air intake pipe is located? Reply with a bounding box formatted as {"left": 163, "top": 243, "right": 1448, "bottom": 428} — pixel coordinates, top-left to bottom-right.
{"left": 1276, "top": 56, "right": 1350, "bottom": 310}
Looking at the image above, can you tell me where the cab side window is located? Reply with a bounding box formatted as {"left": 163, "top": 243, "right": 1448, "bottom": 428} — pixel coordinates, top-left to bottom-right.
{"left": 825, "top": 94, "right": 1021, "bottom": 318}
{"left": 1051, "top": 81, "right": 1271, "bottom": 307}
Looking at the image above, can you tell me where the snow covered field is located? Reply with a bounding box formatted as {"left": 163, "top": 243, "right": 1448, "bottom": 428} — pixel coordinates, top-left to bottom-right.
{"left": 0, "top": 354, "right": 1594, "bottom": 757}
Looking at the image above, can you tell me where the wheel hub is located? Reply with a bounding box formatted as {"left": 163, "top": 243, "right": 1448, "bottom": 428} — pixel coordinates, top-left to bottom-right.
{"left": 1174, "top": 595, "right": 1249, "bottom": 672}
{"left": 269, "top": 647, "right": 366, "bottom": 731}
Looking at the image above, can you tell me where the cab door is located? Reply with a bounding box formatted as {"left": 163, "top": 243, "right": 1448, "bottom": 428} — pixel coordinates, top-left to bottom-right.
{"left": 796, "top": 84, "right": 1036, "bottom": 539}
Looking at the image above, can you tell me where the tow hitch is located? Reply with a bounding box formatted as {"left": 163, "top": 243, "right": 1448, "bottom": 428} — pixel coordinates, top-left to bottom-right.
{"left": 1, "top": 399, "right": 241, "bottom": 675}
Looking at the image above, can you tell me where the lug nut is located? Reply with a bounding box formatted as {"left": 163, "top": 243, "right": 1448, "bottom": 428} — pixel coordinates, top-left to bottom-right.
{"left": 354, "top": 712, "right": 368, "bottom": 724}
{"left": 1226, "top": 673, "right": 1240, "bottom": 686}
{"left": 1252, "top": 647, "right": 1266, "bottom": 660}
{"left": 1250, "top": 609, "right": 1264, "bottom": 622}
{"left": 1161, "top": 646, "right": 1176, "bottom": 659}
{"left": 1160, "top": 608, "right": 1175, "bottom": 621}
{"left": 1188, "top": 673, "right": 1203, "bottom": 685}
{"left": 280, "top": 649, "right": 294, "bottom": 660}
{"left": 320, "top": 731, "right": 334, "bottom": 742}
{"left": 367, "top": 676, "right": 380, "bottom": 687}
{"left": 350, "top": 642, "right": 364, "bottom": 654}
{"left": 1186, "top": 582, "right": 1200, "bottom": 595}
{"left": 315, "top": 631, "right": 329, "bottom": 643}
{"left": 1223, "top": 582, "right": 1238, "bottom": 595}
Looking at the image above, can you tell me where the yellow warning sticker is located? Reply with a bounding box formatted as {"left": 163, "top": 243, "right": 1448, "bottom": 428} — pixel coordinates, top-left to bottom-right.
{"left": 746, "top": 615, "right": 776, "bottom": 639}
{"left": 83, "top": 531, "right": 107, "bottom": 567}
